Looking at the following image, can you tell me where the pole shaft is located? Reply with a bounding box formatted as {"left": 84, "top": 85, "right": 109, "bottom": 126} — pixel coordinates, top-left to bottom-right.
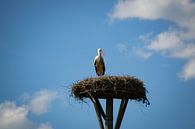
{"left": 88, "top": 93, "right": 105, "bottom": 129}
{"left": 114, "top": 99, "right": 128, "bottom": 129}
{"left": 93, "top": 102, "right": 105, "bottom": 129}
{"left": 94, "top": 98, "right": 107, "bottom": 120}
{"left": 106, "top": 98, "right": 113, "bottom": 129}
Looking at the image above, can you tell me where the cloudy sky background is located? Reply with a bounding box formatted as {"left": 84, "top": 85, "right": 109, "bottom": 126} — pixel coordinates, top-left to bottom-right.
{"left": 110, "top": 0, "right": 195, "bottom": 80}
{"left": 0, "top": 0, "right": 195, "bottom": 129}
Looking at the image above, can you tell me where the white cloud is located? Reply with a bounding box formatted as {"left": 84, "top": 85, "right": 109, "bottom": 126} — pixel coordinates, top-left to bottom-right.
{"left": 179, "top": 59, "right": 195, "bottom": 80}
{"left": 37, "top": 123, "right": 53, "bottom": 129}
{"left": 140, "top": 31, "right": 195, "bottom": 80}
{"left": 172, "top": 43, "right": 195, "bottom": 59}
{"left": 109, "top": 0, "right": 195, "bottom": 33}
{"left": 0, "top": 101, "right": 49, "bottom": 129}
{"left": 30, "top": 90, "right": 58, "bottom": 115}
{"left": 117, "top": 43, "right": 128, "bottom": 53}
{"left": 116, "top": 43, "right": 132, "bottom": 58}
{"left": 0, "top": 89, "right": 60, "bottom": 129}
{"left": 138, "top": 32, "right": 154, "bottom": 43}
{"left": 109, "top": 0, "right": 167, "bottom": 20}
{"left": 111, "top": 0, "right": 195, "bottom": 80}
{"left": 143, "top": 30, "right": 195, "bottom": 59}
{"left": 0, "top": 101, "right": 33, "bottom": 129}
{"left": 0, "top": 101, "right": 28, "bottom": 125}
{"left": 148, "top": 31, "right": 182, "bottom": 51}
{"left": 116, "top": 43, "right": 152, "bottom": 59}
{"left": 109, "top": 0, "right": 195, "bottom": 43}
{"left": 132, "top": 47, "right": 152, "bottom": 59}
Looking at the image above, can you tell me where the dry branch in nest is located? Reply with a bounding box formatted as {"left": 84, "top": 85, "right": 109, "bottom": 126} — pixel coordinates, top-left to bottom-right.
{"left": 71, "top": 76, "right": 150, "bottom": 106}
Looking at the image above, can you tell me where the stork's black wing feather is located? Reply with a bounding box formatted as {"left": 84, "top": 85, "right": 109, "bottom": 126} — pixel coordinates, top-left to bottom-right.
{"left": 102, "top": 58, "right": 105, "bottom": 75}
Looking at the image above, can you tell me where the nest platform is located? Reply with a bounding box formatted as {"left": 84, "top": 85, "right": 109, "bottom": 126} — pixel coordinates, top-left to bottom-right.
{"left": 71, "top": 75, "right": 149, "bottom": 105}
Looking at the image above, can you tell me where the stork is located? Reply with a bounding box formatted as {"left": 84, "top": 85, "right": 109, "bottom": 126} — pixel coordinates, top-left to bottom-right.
{"left": 94, "top": 48, "right": 105, "bottom": 76}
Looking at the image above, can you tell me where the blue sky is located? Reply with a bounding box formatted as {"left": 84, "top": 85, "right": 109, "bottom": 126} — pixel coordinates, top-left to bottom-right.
{"left": 0, "top": 0, "right": 195, "bottom": 129}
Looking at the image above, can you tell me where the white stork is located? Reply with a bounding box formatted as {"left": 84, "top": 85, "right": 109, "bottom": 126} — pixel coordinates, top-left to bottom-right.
{"left": 94, "top": 48, "right": 105, "bottom": 76}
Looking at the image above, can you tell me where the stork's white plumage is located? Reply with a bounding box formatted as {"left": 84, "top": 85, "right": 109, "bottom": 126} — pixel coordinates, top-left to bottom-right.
{"left": 94, "top": 48, "right": 105, "bottom": 76}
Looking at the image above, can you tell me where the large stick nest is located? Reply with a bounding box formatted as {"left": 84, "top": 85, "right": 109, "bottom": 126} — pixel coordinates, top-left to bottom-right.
{"left": 71, "top": 76, "right": 150, "bottom": 106}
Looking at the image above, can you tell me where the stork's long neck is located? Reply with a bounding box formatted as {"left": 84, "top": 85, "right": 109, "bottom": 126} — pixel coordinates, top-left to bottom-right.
{"left": 98, "top": 52, "right": 102, "bottom": 57}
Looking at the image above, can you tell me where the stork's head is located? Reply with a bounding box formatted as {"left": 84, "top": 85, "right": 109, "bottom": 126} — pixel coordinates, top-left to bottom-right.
{"left": 97, "top": 48, "right": 103, "bottom": 55}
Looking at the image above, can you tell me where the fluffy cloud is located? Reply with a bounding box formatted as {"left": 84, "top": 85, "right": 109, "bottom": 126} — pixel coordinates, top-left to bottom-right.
{"left": 111, "top": 0, "right": 195, "bottom": 80}
{"left": 109, "top": 0, "right": 195, "bottom": 32}
{"left": 132, "top": 47, "right": 152, "bottom": 59}
{"left": 117, "top": 43, "right": 152, "bottom": 59}
{"left": 109, "top": 0, "right": 168, "bottom": 20}
{"left": 0, "top": 101, "right": 33, "bottom": 129}
{"left": 116, "top": 43, "right": 133, "bottom": 58}
{"left": 179, "top": 59, "right": 195, "bottom": 80}
{"left": 0, "top": 101, "right": 45, "bottom": 129}
{"left": 0, "top": 89, "right": 60, "bottom": 129}
{"left": 172, "top": 43, "right": 195, "bottom": 59}
{"left": 30, "top": 90, "right": 58, "bottom": 115}
{"left": 37, "top": 123, "right": 53, "bottom": 129}
{"left": 144, "top": 30, "right": 195, "bottom": 79}
{"left": 146, "top": 30, "right": 195, "bottom": 59}
{"left": 117, "top": 43, "right": 128, "bottom": 53}
{"left": 148, "top": 31, "right": 182, "bottom": 51}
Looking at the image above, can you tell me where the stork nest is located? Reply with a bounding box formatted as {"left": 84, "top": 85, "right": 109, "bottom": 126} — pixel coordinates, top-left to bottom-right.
{"left": 71, "top": 76, "right": 150, "bottom": 106}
